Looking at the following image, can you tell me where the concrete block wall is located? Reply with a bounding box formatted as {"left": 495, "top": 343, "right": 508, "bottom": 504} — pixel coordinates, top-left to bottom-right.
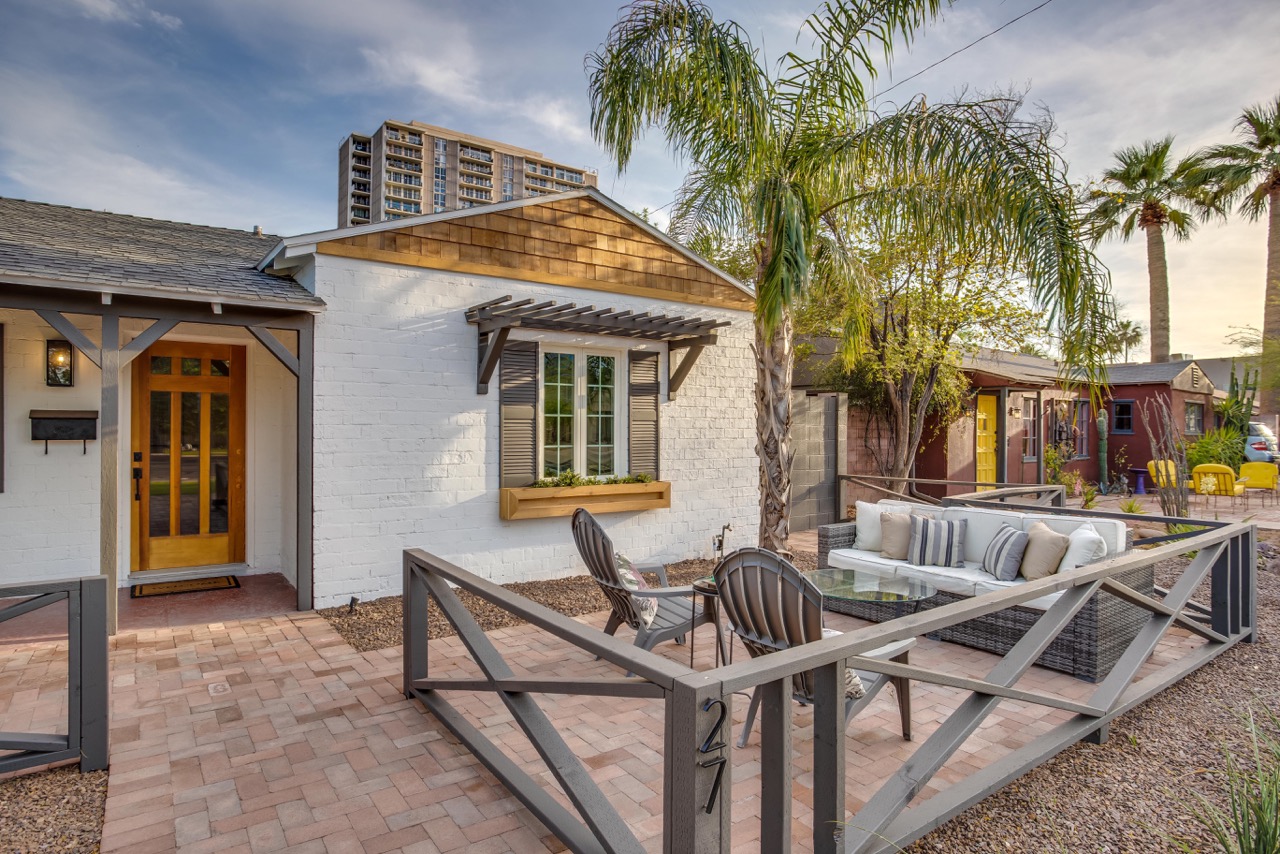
{"left": 790, "top": 391, "right": 842, "bottom": 532}
{"left": 307, "top": 254, "right": 759, "bottom": 607}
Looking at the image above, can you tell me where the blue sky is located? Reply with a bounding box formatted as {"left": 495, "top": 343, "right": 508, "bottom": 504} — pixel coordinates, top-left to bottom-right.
{"left": 1, "top": 0, "right": 1277, "bottom": 359}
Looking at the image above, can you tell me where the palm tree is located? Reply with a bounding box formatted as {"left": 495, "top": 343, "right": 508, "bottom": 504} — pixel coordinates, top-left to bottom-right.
{"left": 1084, "top": 137, "right": 1218, "bottom": 363}
{"left": 1201, "top": 95, "right": 1280, "bottom": 412}
{"left": 1102, "top": 318, "right": 1144, "bottom": 362}
{"left": 588, "top": 0, "right": 1110, "bottom": 553}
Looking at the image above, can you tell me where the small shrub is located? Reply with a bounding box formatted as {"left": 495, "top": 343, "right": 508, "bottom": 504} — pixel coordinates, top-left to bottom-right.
{"left": 1119, "top": 497, "right": 1147, "bottom": 515}
{"left": 1081, "top": 483, "right": 1099, "bottom": 510}
{"left": 1187, "top": 427, "right": 1245, "bottom": 472}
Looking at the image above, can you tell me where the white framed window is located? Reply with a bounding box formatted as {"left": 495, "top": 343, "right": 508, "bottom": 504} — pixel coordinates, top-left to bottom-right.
{"left": 539, "top": 348, "right": 623, "bottom": 478}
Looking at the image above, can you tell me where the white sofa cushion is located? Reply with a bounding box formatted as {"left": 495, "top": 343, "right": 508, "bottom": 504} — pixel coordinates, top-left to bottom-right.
{"left": 877, "top": 499, "right": 944, "bottom": 519}
{"left": 1058, "top": 523, "right": 1107, "bottom": 573}
{"left": 827, "top": 547, "right": 1065, "bottom": 609}
{"left": 971, "top": 575, "right": 1063, "bottom": 610}
{"left": 828, "top": 549, "right": 905, "bottom": 575}
{"left": 897, "top": 561, "right": 993, "bottom": 596}
{"left": 854, "top": 501, "right": 889, "bottom": 551}
{"left": 943, "top": 506, "right": 1027, "bottom": 564}
{"left": 1021, "top": 514, "right": 1126, "bottom": 556}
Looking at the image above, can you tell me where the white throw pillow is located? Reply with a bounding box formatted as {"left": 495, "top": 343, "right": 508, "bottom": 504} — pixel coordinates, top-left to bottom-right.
{"left": 854, "top": 501, "right": 888, "bottom": 552}
{"left": 1057, "top": 523, "right": 1107, "bottom": 574}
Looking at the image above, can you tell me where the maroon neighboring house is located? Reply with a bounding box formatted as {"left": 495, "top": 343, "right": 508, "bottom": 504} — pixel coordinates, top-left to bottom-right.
{"left": 1100, "top": 360, "right": 1218, "bottom": 486}
{"left": 795, "top": 343, "right": 1220, "bottom": 510}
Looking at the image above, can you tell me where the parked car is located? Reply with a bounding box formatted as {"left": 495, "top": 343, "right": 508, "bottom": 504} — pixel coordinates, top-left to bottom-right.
{"left": 1245, "top": 422, "right": 1278, "bottom": 463}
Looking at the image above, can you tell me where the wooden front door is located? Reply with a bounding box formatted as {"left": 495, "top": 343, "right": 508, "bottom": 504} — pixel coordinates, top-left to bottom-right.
{"left": 131, "top": 343, "right": 246, "bottom": 571}
{"left": 975, "top": 394, "right": 998, "bottom": 489}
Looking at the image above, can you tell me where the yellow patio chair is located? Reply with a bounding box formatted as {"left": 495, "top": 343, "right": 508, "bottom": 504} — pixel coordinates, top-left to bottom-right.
{"left": 1191, "top": 463, "right": 1247, "bottom": 507}
{"left": 1147, "top": 460, "right": 1191, "bottom": 491}
{"left": 1239, "top": 461, "right": 1279, "bottom": 507}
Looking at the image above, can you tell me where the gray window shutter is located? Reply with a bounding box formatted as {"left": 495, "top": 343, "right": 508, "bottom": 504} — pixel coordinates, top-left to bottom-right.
{"left": 628, "top": 350, "right": 660, "bottom": 479}
{"left": 500, "top": 340, "right": 539, "bottom": 488}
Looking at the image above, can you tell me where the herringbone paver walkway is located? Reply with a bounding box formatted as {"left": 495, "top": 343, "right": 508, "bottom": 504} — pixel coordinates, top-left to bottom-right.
{"left": 0, "top": 596, "right": 1202, "bottom": 852}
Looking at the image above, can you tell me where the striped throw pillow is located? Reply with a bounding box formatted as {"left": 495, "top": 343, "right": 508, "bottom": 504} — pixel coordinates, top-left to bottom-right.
{"left": 982, "top": 524, "right": 1029, "bottom": 581}
{"left": 907, "top": 516, "right": 967, "bottom": 569}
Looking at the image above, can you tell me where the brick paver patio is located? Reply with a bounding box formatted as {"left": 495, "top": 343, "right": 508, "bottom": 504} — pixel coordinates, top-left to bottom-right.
{"left": 0, "top": 588, "right": 1203, "bottom": 853}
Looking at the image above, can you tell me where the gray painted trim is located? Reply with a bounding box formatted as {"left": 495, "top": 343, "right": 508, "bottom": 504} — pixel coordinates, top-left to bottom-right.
{"left": 36, "top": 309, "right": 102, "bottom": 368}
{"left": 296, "top": 317, "right": 315, "bottom": 610}
{"left": 248, "top": 327, "right": 300, "bottom": 377}
{"left": 120, "top": 319, "right": 179, "bottom": 367}
{"left": 1, "top": 271, "right": 323, "bottom": 314}
{"left": 99, "top": 311, "right": 120, "bottom": 634}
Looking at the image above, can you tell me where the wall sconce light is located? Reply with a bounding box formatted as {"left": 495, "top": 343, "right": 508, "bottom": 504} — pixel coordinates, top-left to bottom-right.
{"left": 46, "top": 340, "right": 73, "bottom": 387}
{"left": 1008, "top": 403, "right": 1022, "bottom": 419}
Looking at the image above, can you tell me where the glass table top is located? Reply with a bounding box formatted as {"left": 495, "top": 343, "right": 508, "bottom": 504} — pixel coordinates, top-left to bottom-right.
{"left": 804, "top": 568, "right": 937, "bottom": 603}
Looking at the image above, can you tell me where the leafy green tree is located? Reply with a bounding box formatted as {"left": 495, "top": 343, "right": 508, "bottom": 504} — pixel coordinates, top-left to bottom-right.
{"left": 798, "top": 229, "right": 1042, "bottom": 484}
{"left": 588, "top": 0, "right": 1111, "bottom": 551}
{"left": 1201, "top": 94, "right": 1280, "bottom": 412}
{"left": 1084, "top": 137, "right": 1220, "bottom": 364}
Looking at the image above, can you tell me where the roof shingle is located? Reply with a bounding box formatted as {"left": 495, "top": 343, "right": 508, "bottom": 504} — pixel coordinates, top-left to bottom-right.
{"left": 0, "top": 197, "right": 322, "bottom": 309}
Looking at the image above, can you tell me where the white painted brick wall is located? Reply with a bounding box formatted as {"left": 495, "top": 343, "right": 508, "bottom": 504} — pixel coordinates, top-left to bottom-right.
{"left": 0, "top": 310, "right": 102, "bottom": 582}
{"left": 309, "top": 254, "right": 760, "bottom": 607}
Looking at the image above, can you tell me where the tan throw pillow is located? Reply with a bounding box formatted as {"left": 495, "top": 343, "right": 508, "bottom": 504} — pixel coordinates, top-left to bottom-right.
{"left": 879, "top": 512, "right": 912, "bottom": 560}
{"left": 1020, "top": 522, "right": 1070, "bottom": 581}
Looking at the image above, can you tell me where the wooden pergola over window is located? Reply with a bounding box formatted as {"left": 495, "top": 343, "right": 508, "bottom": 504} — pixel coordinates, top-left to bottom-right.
{"left": 465, "top": 296, "right": 730, "bottom": 397}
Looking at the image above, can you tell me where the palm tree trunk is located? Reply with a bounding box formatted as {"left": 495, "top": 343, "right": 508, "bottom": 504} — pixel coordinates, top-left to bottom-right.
{"left": 1145, "top": 223, "right": 1171, "bottom": 363}
{"left": 756, "top": 312, "right": 793, "bottom": 553}
{"left": 1261, "top": 186, "right": 1280, "bottom": 414}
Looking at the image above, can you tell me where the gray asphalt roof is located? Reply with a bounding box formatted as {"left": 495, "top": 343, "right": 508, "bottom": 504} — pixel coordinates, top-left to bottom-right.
{"left": 0, "top": 197, "right": 323, "bottom": 309}
{"left": 1103, "top": 360, "right": 1197, "bottom": 385}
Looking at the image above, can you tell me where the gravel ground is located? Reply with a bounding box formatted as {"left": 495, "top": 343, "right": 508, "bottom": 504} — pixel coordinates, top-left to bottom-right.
{"left": 909, "top": 536, "right": 1280, "bottom": 853}
{"left": 319, "top": 553, "right": 818, "bottom": 652}
{"left": 0, "top": 765, "right": 108, "bottom": 853}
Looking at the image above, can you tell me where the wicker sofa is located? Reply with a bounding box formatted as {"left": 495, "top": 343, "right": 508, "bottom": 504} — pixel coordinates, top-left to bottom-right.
{"left": 816, "top": 501, "right": 1151, "bottom": 682}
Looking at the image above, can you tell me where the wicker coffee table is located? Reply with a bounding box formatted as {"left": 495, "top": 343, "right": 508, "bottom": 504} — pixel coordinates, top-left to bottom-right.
{"left": 804, "top": 568, "right": 937, "bottom": 617}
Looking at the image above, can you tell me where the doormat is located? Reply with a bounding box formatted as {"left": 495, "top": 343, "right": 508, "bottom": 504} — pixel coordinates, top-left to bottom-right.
{"left": 130, "top": 576, "right": 241, "bottom": 598}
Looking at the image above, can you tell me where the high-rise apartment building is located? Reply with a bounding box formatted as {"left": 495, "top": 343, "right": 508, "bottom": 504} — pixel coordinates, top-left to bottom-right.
{"left": 338, "top": 120, "right": 599, "bottom": 227}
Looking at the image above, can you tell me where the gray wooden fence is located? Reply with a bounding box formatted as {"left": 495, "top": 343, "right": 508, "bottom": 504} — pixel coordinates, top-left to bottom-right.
{"left": 0, "top": 575, "right": 109, "bottom": 774}
{"left": 403, "top": 513, "right": 1255, "bottom": 853}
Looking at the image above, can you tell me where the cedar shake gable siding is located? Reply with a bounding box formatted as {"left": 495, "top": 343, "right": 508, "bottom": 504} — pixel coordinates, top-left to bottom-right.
{"left": 311, "top": 194, "right": 753, "bottom": 311}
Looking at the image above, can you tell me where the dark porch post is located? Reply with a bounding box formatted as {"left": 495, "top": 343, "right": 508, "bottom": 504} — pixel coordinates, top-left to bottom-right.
{"left": 1036, "top": 390, "right": 1045, "bottom": 485}
{"left": 100, "top": 310, "right": 121, "bottom": 634}
{"left": 996, "top": 388, "right": 1008, "bottom": 484}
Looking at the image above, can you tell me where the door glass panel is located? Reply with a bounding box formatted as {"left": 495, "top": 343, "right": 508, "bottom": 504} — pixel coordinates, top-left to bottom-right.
{"left": 210, "top": 359, "right": 231, "bottom": 377}
{"left": 209, "top": 393, "right": 230, "bottom": 535}
{"left": 150, "top": 356, "right": 171, "bottom": 375}
{"left": 181, "top": 358, "right": 202, "bottom": 376}
{"left": 148, "top": 392, "right": 171, "bottom": 537}
{"left": 179, "top": 392, "right": 201, "bottom": 535}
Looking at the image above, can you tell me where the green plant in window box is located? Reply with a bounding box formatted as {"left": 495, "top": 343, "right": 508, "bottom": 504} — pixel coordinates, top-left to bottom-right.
{"left": 532, "top": 470, "right": 654, "bottom": 488}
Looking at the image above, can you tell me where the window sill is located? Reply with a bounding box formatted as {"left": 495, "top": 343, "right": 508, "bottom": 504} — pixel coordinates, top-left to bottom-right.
{"left": 500, "top": 481, "right": 672, "bottom": 521}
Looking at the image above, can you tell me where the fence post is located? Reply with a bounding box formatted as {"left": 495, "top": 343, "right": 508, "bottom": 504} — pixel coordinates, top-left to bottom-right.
{"left": 813, "top": 662, "right": 846, "bottom": 854}
{"left": 79, "top": 576, "right": 109, "bottom": 771}
{"left": 663, "top": 674, "right": 729, "bottom": 853}
{"left": 403, "top": 553, "right": 429, "bottom": 698}
{"left": 1211, "top": 540, "right": 1232, "bottom": 639}
{"left": 1244, "top": 525, "right": 1258, "bottom": 643}
{"left": 760, "top": 677, "right": 793, "bottom": 853}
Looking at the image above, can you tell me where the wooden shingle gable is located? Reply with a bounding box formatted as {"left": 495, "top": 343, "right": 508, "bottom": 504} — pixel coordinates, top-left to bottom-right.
{"left": 314, "top": 195, "right": 754, "bottom": 311}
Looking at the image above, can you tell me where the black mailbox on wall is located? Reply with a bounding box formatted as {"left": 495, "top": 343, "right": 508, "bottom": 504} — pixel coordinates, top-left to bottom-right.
{"left": 30, "top": 410, "right": 98, "bottom": 453}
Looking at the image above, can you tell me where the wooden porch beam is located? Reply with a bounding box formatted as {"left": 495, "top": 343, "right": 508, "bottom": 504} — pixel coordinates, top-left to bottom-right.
{"left": 476, "top": 327, "right": 510, "bottom": 395}
{"left": 296, "top": 316, "right": 315, "bottom": 611}
{"left": 248, "top": 327, "right": 300, "bottom": 377}
{"left": 120, "top": 319, "right": 179, "bottom": 367}
{"left": 35, "top": 309, "right": 102, "bottom": 368}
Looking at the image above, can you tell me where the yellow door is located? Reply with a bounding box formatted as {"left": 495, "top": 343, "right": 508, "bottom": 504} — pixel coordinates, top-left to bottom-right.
{"left": 975, "top": 394, "right": 998, "bottom": 489}
{"left": 131, "top": 343, "right": 246, "bottom": 571}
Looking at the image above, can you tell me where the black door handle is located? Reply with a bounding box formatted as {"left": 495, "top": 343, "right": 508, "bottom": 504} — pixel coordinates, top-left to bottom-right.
{"left": 133, "top": 467, "right": 143, "bottom": 501}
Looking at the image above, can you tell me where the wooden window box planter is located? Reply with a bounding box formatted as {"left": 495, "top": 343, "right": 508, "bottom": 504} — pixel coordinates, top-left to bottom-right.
{"left": 500, "top": 481, "right": 671, "bottom": 520}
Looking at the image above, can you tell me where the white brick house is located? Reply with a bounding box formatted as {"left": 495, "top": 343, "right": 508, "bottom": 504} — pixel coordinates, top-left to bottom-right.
{"left": 0, "top": 190, "right": 759, "bottom": 626}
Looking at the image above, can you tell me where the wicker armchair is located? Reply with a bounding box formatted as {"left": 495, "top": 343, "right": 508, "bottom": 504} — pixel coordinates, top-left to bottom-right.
{"left": 818, "top": 520, "right": 1151, "bottom": 682}
{"left": 714, "top": 548, "right": 915, "bottom": 748}
{"left": 572, "top": 509, "right": 723, "bottom": 665}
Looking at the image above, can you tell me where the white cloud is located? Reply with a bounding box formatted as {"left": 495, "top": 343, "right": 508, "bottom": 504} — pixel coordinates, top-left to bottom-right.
{"left": 64, "top": 0, "right": 181, "bottom": 29}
